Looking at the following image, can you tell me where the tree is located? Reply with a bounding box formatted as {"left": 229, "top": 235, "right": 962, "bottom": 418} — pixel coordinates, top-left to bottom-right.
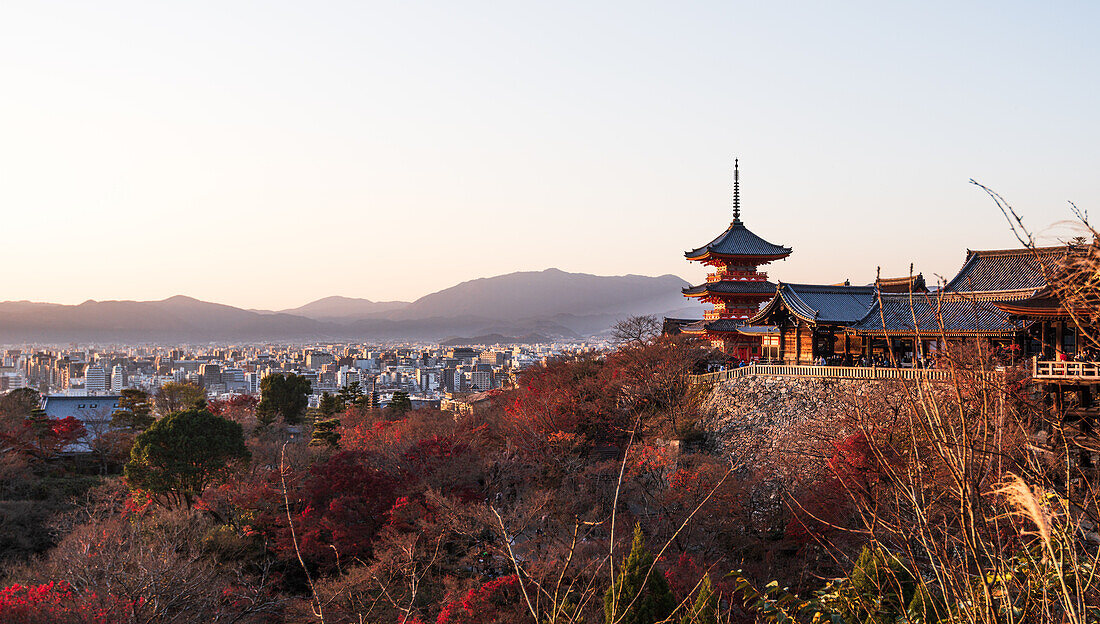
{"left": 124, "top": 409, "right": 250, "bottom": 508}
{"left": 318, "top": 392, "right": 341, "bottom": 418}
{"left": 604, "top": 524, "right": 675, "bottom": 624}
{"left": 337, "top": 381, "right": 364, "bottom": 409}
{"left": 0, "top": 388, "right": 40, "bottom": 419}
{"left": 256, "top": 374, "right": 311, "bottom": 425}
{"left": 680, "top": 574, "right": 717, "bottom": 624}
{"left": 309, "top": 418, "right": 340, "bottom": 448}
{"left": 154, "top": 382, "right": 205, "bottom": 417}
{"left": 111, "top": 389, "right": 153, "bottom": 432}
{"left": 388, "top": 391, "right": 411, "bottom": 416}
{"left": 612, "top": 315, "right": 662, "bottom": 348}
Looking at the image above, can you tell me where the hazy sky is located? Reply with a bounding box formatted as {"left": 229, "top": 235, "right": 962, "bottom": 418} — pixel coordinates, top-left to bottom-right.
{"left": 1, "top": 1, "right": 1096, "bottom": 309}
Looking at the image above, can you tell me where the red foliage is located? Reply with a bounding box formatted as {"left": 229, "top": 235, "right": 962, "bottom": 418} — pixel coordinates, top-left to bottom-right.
{"left": 828, "top": 433, "right": 879, "bottom": 493}
{"left": 206, "top": 395, "right": 259, "bottom": 422}
{"left": 0, "top": 581, "right": 138, "bottom": 624}
{"left": 288, "top": 451, "right": 399, "bottom": 570}
{"left": 436, "top": 575, "right": 525, "bottom": 624}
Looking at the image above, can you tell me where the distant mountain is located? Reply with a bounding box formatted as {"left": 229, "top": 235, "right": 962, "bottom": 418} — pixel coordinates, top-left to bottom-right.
{"left": 0, "top": 295, "right": 332, "bottom": 343}
{"left": 440, "top": 333, "right": 549, "bottom": 347}
{"left": 398, "top": 268, "right": 693, "bottom": 321}
{"left": 280, "top": 296, "right": 409, "bottom": 321}
{"left": 0, "top": 269, "right": 702, "bottom": 344}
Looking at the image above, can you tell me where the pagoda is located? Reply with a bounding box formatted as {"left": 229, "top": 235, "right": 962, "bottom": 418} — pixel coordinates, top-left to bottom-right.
{"left": 680, "top": 161, "right": 792, "bottom": 359}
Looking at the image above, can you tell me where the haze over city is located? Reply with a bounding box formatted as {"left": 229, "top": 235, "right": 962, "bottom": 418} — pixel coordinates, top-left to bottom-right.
{"left": 1, "top": 1, "right": 1094, "bottom": 309}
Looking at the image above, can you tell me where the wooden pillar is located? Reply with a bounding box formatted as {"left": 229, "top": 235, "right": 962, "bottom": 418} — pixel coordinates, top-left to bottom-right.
{"left": 778, "top": 322, "right": 786, "bottom": 364}
{"left": 1056, "top": 321, "right": 1065, "bottom": 358}
{"left": 794, "top": 323, "right": 802, "bottom": 365}
{"left": 844, "top": 332, "right": 851, "bottom": 359}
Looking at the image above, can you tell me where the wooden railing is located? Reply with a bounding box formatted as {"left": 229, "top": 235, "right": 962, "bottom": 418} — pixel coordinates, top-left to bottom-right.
{"left": 1033, "top": 358, "right": 1100, "bottom": 380}
{"left": 689, "top": 364, "right": 954, "bottom": 385}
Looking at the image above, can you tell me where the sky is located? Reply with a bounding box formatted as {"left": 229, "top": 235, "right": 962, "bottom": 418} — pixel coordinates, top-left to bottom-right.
{"left": 1, "top": 1, "right": 1096, "bottom": 309}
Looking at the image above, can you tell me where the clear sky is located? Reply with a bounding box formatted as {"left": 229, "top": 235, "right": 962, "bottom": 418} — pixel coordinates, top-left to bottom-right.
{"left": 1, "top": 1, "right": 1096, "bottom": 309}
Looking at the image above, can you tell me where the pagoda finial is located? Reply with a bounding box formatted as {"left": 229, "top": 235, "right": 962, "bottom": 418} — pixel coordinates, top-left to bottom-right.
{"left": 732, "top": 159, "right": 741, "bottom": 225}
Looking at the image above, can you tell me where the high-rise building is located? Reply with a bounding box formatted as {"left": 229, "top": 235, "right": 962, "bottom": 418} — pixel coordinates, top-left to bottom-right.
{"left": 111, "top": 365, "right": 125, "bottom": 392}
{"left": 85, "top": 363, "right": 107, "bottom": 394}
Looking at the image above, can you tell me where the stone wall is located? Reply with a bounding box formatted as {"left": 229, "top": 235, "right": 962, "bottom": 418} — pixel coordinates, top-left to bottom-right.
{"left": 696, "top": 374, "right": 926, "bottom": 469}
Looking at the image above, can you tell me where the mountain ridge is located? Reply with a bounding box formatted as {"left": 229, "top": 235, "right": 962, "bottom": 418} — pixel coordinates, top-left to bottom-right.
{"left": 0, "top": 269, "right": 702, "bottom": 343}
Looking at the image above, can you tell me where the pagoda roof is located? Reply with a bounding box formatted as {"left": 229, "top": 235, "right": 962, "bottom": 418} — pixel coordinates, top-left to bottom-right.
{"left": 685, "top": 220, "right": 792, "bottom": 261}
{"left": 682, "top": 280, "right": 777, "bottom": 297}
{"left": 749, "top": 283, "right": 876, "bottom": 326}
{"left": 849, "top": 292, "right": 1022, "bottom": 337}
{"left": 943, "top": 246, "right": 1067, "bottom": 296}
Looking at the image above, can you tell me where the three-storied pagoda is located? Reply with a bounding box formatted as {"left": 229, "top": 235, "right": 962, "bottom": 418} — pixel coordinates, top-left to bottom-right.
{"left": 679, "top": 161, "right": 792, "bottom": 359}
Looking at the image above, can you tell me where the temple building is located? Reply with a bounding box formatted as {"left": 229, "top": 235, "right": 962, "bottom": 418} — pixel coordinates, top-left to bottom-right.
{"left": 747, "top": 282, "right": 877, "bottom": 364}
{"left": 677, "top": 162, "right": 792, "bottom": 359}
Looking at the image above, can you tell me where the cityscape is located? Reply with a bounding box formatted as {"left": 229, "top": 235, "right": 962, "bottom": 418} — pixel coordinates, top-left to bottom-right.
{"left": 1, "top": 2, "right": 1098, "bottom": 623}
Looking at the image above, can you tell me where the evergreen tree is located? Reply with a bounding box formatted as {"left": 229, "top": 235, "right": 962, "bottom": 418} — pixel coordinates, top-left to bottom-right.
{"left": 111, "top": 388, "right": 154, "bottom": 431}
{"left": 310, "top": 418, "right": 341, "bottom": 448}
{"left": 680, "top": 574, "right": 717, "bottom": 624}
{"left": 604, "top": 524, "right": 676, "bottom": 624}
{"left": 257, "top": 373, "right": 312, "bottom": 425}
{"left": 124, "top": 408, "right": 250, "bottom": 508}
{"left": 318, "top": 391, "right": 341, "bottom": 417}
{"left": 388, "top": 391, "right": 411, "bottom": 415}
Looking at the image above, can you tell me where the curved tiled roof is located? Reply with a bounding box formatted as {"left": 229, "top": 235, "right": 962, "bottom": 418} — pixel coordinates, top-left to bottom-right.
{"left": 849, "top": 292, "right": 1021, "bottom": 336}
{"left": 685, "top": 220, "right": 792, "bottom": 260}
{"left": 750, "top": 283, "right": 876, "bottom": 325}
{"left": 682, "top": 280, "right": 776, "bottom": 297}
{"left": 943, "top": 246, "right": 1066, "bottom": 294}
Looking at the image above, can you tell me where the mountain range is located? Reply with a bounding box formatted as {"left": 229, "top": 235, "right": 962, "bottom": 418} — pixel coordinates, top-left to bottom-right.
{"left": 0, "top": 269, "right": 703, "bottom": 344}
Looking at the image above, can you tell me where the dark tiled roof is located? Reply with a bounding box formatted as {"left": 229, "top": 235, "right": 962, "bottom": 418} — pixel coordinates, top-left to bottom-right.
{"left": 849, "top": 293, "right": 1022, "bottom": 336}
{"left": 751, "top": 283, "right": 877, "bottom": 325}
{"left": 685, "top": 220, "right": 792, "bottom": 260}
{"left": 678, "top": 320, "right": 708, "bottom": 334}
{"left": 703, "top": 318, "right": 745, "bottom": 333}
{"left": 943, "top": 246, "right": 1066, "bottom": 294}
{"left": 682, "top": 280, "right": 776, "bottom": 296}
{"left": 876, "top": 274, "right": 927, "bottom": 293}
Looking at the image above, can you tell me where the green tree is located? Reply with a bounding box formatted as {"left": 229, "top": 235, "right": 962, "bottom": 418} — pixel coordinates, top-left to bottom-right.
{"left": 604, "top": 524, "right": 676, "bottom": 624}
{"left": 337, "top": 381, "right": 364, "bottom": 408}
{"left": 310, "top": 418, "right": 341, "bottom": 448}
{"left": 318, "top": 392, "right": 341, "bottom": 418}
{"left": 154, "top": 382, "right": 205, "bottom": 417}
{"left": 680, "top": 574, "right": 717, "bottom": 624}
{"left": 388, "top": 391, "right": 411, "bottom": 416}
{"left": 256, "top": 373, "right": 311, "bottom": 425}
{"left": 123, "top": 408, "right": 250, "bottom": 508}
{"left": 111, "top": 388, "right": 154, "bottom": 431}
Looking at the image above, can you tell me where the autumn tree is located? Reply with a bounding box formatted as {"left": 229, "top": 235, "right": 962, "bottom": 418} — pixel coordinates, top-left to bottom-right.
{"left": 124, "top": 408, "right": 250, "bottom": 508}
{"left": 257, "top": 373, "right": 311, "bottom": 425}
{"left": 154, "top": 382, "right": 205, "bottom": 417}
{"left": 612, "top": 314, "right": 662, "bottom": 348}
{"left": 604, "top": 524, "right": 676, "bottom": 624}
{"left": 111, "top": 388, "right": 153, "bottom": 432}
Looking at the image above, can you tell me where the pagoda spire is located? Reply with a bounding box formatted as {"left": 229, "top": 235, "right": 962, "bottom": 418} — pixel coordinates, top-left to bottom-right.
{"left": 732, "top": 159, "right": 741, "bottom": 225}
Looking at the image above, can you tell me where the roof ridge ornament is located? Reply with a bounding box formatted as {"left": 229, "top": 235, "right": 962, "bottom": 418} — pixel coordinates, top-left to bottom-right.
{"left": 732, "top": 159, "right": 741, "bottom": 225}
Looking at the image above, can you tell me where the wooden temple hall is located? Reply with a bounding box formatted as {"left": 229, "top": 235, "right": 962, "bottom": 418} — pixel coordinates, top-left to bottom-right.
{"left": 668, "top": 163, "right": 1090, "bottom": 372}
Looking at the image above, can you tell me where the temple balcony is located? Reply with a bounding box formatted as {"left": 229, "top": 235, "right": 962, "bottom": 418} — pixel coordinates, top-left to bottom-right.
{"left": 1033, "top": 358, "right": 1100, "bottom": 382}
{"left": 707, "top": 270, "right": 768, "bottom": 282}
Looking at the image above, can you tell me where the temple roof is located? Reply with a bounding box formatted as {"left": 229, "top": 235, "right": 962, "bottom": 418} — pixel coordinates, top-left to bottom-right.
{"left": 676, "top": 318, "right": 746, "bottom": 335}
{"left": 749, "top": 283, "right": 877, "bottom": 325}
{"left": 849, "top": 292, "right": 1022, "bottom": 336}
{"left": 876, "top": 274, "right": 927, "bottom": 293}
{"left": 684, "top": 221, "right": 792, "bottom": 261}
{"left": 993, "top": 287, "right": 1072, "bottom": 319}
{"left": 682, "top": 280, "right": 776, "bottom": 297}
{"left": 943, "top": 246, "right": 1067, "bottom": 295}
{"left": 684, "top": 161, "right": 792, "bottom": 262}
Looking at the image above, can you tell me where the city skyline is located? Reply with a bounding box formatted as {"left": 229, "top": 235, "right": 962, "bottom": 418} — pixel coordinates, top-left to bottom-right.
{"left": 2, "top": 1, "right": 1094, "bottom": 308}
